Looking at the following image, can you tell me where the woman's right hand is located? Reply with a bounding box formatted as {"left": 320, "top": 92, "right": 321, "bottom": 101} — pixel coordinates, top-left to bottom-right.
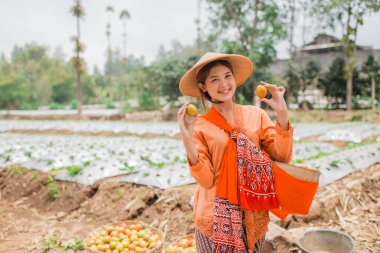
{"left": 177, "top": 102, "right": 199, "bottom": 140}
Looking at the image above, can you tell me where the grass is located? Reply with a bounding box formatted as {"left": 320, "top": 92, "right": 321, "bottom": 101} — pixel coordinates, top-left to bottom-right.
{"left": 66, "top": 166, "right": 83, "bottom": 176}
{"left": 47, "top": 175, "right": 61, "bottom": 200}
{"left": 6, "top": 164, "right": 25, "bottom": 178}
{"left": 62, "top": 239, "right": 85, "bottom": 251}
{"left": 41, "top": 236, "right": 58, "bottom": 251}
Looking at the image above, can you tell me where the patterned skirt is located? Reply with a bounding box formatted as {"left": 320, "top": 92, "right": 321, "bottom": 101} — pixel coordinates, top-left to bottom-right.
{"left": 195, "top": 228, "right": 265, "bottom": 253}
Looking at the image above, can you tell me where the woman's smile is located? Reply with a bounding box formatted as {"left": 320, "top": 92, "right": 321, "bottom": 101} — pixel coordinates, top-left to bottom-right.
{"left": 218, "top": 88, "right": 231, "bottom": 95}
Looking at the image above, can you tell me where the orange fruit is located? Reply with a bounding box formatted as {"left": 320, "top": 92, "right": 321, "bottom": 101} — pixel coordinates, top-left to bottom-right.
{"left": 186, "top": 104, "right": 198, "bottom": 117}
{"left": 256, "top": 85, "right": 267, "bottom": 99}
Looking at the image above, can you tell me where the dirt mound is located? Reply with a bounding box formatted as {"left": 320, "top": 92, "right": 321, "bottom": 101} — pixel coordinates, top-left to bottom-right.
{"left": 1, "top": 163, "right": 379, "bottom": 252}
{"left": 0, "top": 166, "right": 195, "bottom": 252}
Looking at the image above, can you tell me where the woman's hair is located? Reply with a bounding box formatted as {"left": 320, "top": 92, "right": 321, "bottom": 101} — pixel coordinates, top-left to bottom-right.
{"left": 196, "top": 60, "right": 234, "bottom": 110}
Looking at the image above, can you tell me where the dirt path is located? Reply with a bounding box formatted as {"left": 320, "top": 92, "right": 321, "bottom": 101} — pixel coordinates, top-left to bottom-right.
{"left": 1, "top": 163, "right": 379, "bottom": 252}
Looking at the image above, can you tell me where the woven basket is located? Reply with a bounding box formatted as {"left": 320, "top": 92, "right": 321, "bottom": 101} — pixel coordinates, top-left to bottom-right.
{"left": 86, "top": 220, "right": 163, "bottom": 253}
{"left": 274, "top": 162, "right": 320, "bottom": 182}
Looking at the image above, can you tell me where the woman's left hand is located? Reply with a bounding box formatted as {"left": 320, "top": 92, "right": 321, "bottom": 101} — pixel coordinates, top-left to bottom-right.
{"left": 259, "top": 81, "right": 288, "bottom": 113}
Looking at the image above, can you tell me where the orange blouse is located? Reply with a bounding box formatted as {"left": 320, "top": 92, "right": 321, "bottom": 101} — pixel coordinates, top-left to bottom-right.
{"left": 188, "top": 104, "right": 293, "bottom": 252}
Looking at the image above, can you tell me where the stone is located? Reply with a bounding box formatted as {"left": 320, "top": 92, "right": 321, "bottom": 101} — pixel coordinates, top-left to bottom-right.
{"left": 263, "top": 222, "right": 296, "bottom": 253}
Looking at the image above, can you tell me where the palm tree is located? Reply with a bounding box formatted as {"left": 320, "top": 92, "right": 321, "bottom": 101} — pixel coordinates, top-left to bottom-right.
{"left": 106, "top": 5, "right": 114, "bottom": 101}
{"left": 119, "top": 9, "right": 131, "bottom": 108}
{"left": 196, "top": 0, "right": 203, "bottom": 55}
{"left": 70, "top": 0, "right": 85, "bottom": 115}
{"left": 120, "top": 9, "right": 131, "bottom": 59}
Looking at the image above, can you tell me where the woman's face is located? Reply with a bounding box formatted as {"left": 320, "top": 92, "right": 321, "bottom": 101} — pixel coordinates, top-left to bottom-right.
{"left": 199, "top": 64, "right": 236, "bottom": 102}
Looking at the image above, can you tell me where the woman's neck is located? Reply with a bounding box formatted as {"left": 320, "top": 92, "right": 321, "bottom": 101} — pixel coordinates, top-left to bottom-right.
{"left": 212, "top": 99, "right": 235, "bottom": 119}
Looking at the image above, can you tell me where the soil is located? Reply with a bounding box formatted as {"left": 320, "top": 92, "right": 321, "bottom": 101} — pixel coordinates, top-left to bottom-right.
{"left": 0, "top": 165, "right": 195, "bottom": 253}
{"left": 1, "top": 162, "right": 379, "bottom": 253}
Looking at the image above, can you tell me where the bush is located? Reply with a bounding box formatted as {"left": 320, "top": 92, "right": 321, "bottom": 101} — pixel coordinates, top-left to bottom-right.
{"left": 106, "top": 101, "right": 115, "bottom": 109}
{"left": 138, "top": 91, "right": 159, "bottom": 110}
{"left": 19, "top": 102, "right": 39, "bottom": 110}
{"left": 48, "top": 102, "right": 65, "bottom": 110}
{"left": 70, "top": 100, "right": 77, "bottom": 109}
{"left": 123, "top": 101, "right": 134, "bottom": 113}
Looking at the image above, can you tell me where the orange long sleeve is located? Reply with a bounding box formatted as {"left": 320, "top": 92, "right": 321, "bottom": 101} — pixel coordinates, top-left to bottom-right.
{"left": 186, "top": 104, "right": 294, "bottom": 249}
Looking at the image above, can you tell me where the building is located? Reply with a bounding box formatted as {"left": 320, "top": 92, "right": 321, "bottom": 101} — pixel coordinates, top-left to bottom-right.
{"left": 270, "top": 33, "right": 380, "bottom": 77}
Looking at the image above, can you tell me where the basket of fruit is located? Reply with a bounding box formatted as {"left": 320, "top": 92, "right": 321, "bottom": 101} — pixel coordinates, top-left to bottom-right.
{"left": 165, "top": 234, "right": 197, "bottom": 253}
{"left": 86, "top": 220, "right": 163, "bottom": 253}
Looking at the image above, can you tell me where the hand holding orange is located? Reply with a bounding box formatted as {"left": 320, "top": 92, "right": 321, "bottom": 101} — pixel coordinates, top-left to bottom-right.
{"left": 186, "top": 104, "right": 198, "bottom": 117}
{"left": 256, "top": 84, "right": 267, "bottom": 99}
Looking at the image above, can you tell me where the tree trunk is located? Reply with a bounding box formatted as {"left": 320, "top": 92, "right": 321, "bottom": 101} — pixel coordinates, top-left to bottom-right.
{"left": 76, "top": 16, "right": 82, "bottom": 115}
{"left": 371, "top": 77, "right": 376, "bottom": 110}
{"left": 252, "top": 0, "right": 259, "bottom": 49}
{"left": 76, "top": 58, "right": 82, "bottom": 115}
{"left": 346, "top": 70, "right": 353, "bottom": 111}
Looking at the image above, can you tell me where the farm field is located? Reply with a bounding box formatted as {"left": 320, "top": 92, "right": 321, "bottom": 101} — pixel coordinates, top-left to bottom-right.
{"left": 0, "top": 119, "right": 379, "bottom": 252}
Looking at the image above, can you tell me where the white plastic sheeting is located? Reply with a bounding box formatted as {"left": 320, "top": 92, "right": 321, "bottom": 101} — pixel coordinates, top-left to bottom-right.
{"left": 292, "top": 142, "right": 338, "bottom": 161}
{"left": 304, "top": 142, "right": 380, "bottom": 185}
{"left": 292, "top": 123, "right": 350, "bottom": 141}
{"left": 0, "top": 133, "right": 193, "bottom": 189}
{"left": 2, "top": 120, "right": 379, "bottom": 142}
{"left": 1, "top": 121, "right": 380, "bottom": 189}
{"left": 0, "top": 109, "right": 120, "bottom": 116}
{"left": 0, "top": 120, "right": 180, "bottom": 137}
{"left": 318, "top": 124, "right": 380, "bottom": 143}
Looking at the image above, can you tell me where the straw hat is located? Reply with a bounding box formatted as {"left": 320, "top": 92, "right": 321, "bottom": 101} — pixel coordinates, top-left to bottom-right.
{"left": 179, "top": 52, "right": 254, "bottom": 97}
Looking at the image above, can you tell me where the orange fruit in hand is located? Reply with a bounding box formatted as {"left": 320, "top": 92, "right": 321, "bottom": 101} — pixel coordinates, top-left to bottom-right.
{"left": 256, "top": 85, "right": 267, "bottom": 99}
{"left": 186, "top": 104, "right": 198, "bottom": 117}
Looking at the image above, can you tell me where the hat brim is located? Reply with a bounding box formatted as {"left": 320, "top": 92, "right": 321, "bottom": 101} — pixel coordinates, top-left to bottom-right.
{"left": 179, "top": 54, "right": 254, "bottom": 97}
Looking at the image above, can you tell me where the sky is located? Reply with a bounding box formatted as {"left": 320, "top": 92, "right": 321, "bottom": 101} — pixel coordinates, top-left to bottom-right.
{"left": 1, "top": 0, "right": 380, "bottom": 73}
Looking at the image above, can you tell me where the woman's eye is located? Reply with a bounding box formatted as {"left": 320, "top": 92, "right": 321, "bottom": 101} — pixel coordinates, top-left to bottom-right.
{"left": 211, "top": 79, "right": 218, "bottom": 83}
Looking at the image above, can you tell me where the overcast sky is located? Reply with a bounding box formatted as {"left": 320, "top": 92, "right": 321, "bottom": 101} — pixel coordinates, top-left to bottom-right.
{"left": 1, "top": 0, "right": 380, "bottom": 72}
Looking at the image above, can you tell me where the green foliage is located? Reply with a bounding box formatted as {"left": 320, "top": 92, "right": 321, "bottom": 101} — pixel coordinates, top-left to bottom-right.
{"left": 51, "top": 80, "right": 75, "bottom": 104}
{"left": 6, "top": 164, "right": 25, "bottom": 178}
{"left": 66, "top": 166, "right": 82, "bottom": 176}
{"left": 63, "top": 239, "right": 85, "bottom": 251}
{"left": 205, "top": 0, "right": 287, "bottom": 103}
{"left": 301, "top": 60, "right": 321, "bottom": 90}
{"left": 123, "top": 100, "right": 133, "bottom": 113}
{"left": 41, "top": 236, "right": 58, "bottom": 251}
{"left": 105, "top": 101, "right": 115, "bottom": 109}
{"left": 138, "top": 91, "right": 159, "bottom": 110}
{"left": 48, "top": 102, "right": 65, "bottom": 110}
{"left": 283, "top": 62, "right": 302, "bottom": 103}
{"left": 47, "top": 175, "right": 61, "bottom": 200}
{"left": 360, "top": 55, "right": 380, "bottom": 103}
{"left": 70, "top": 100, "right": 78, "bottom": 109}
{"left": 318, "top": 57, "right": 360, "bottom": 108}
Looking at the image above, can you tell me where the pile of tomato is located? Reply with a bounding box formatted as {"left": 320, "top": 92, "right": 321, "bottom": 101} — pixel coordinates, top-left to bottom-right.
{"left": 86, "top": 222, "right": 162, "bottom": 253}
{"left": 165, "top": 234, "right": 197, "bottom": 253}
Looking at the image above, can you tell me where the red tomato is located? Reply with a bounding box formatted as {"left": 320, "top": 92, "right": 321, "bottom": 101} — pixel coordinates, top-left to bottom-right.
{"left": 135, "top": 246, "right": 144, "bottom": 253}
{"left": 129, "top": 234, "right": 139, "bottom": 242}
{"left": 137, "top": 240, "right": 147, "bottom": 248}
{"left": 129, "top": 224, "right": 137, "bottom": 231}
{"left": 103, "top": 235, "right": 111, "bottom": 243}
{"left": 148, "top": 241, "right": 158, "bottom": 249}
{"left": 177, "top": 239, "right": 189, "bottom": 248}
{"left": 135, "top": 223, "right": 143, "bottom": 231}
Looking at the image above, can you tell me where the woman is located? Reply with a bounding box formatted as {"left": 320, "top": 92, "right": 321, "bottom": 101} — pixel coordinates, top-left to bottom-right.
{"left": 177, "top": 52, "right": 293, "bottom": 253}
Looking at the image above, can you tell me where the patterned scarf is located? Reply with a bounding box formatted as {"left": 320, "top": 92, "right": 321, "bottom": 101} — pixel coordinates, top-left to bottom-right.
{"left": 203, "top": 106, "right": 279, "bottom": 253}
